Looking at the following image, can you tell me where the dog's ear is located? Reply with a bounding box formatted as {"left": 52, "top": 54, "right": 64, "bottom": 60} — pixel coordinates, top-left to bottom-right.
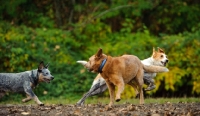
{"left": 95, "top": 48, "right": 103, "bottom": 58}
{"left": 153, "top": 47, "right": 155, "bottom": 53}
{"left": 38, "top": 61, "right": 44, "bottom": 72}
{"left": 152, "top": 47, "right": 156, "bottom": 56}
{"left": 158, "top": 47, "right": 165, "bottom": 53}
{"left": 45, "top": 63, "right": 49, "bottom": 68}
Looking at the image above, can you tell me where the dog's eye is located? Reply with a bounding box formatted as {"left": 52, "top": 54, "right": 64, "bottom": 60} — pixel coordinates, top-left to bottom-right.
{"left": 161, "top": 55, "right": 163, "bottom": 58}
{"left": 43, "top": 72, "right": 48, "bottom": 75}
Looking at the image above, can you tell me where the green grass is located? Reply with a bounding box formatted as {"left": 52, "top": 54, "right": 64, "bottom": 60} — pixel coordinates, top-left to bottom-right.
{"left": 0, "top": 96, "right": 199, "bottom": 105}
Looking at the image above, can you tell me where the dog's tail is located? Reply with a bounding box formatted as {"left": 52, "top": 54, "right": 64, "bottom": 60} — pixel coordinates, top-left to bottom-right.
{"left": 143, "top": 64, "right": 169, "bottom": 73}
{"left": 77, "top": 60, "right": 87, "bottom": 66}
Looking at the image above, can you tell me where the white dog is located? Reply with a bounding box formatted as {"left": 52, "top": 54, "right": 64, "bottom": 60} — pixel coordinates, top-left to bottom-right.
{"left": 141, "top": 47, "right": 168, "bottom": 90}
{"left": 77, "top": 47, "right": 168, "bottom": 105}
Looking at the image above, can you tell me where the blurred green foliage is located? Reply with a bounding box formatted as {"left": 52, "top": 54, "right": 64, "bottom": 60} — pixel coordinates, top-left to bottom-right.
{"left": 0, "top": 0, "right": 200, "bottom": 100}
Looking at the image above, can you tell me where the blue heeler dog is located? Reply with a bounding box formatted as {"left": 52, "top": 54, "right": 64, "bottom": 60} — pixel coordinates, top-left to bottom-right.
{"left": 0, "top": 61, "right": 54, "bottom": 105}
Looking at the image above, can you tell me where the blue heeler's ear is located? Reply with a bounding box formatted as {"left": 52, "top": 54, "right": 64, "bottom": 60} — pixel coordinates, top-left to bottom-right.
{"left": 38, "top": 69, "right": 42, "bottom": 72}
{"left": 45, "top": 63, "right": 49, "bottom": 68}
{"left": 38, "top": 61, "right": 44, "bottom": 71}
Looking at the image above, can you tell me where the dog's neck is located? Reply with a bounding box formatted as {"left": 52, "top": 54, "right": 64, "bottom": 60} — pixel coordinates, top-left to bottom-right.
{"left": 149, "top": 57, "right": 156, "bottom": 65}
{"left": 98, "top": 58, "right": 107, "bottom": 73}
{"left": 31, "top": 70, "right": 39, "bottom": 86}
{"left": 142, "top": 57, "right": 155, "bottom": 65}
{"left": 99, "top": 56, "right": 113, "bottom": 75}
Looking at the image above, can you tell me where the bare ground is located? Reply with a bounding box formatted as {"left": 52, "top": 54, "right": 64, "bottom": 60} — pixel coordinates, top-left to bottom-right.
{"left": 0, "top": 102, "right": 200, "bottom": 116}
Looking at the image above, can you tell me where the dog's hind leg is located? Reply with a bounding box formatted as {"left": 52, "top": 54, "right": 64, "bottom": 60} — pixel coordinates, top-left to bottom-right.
{"left": 127, "top": 81, "right": 139, "bottom": 97}
{"left": 144, "top": 73, "right": 156, "bottom": 91}
{"left": 135, "top": 70, "right": 144, "bottom": 104}
{"left": 22, "top": 94, "right": 32, "bottom": 102}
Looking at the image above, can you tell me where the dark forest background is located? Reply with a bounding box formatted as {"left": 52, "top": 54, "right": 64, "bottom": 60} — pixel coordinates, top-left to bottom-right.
{"left": 0, "top": 0, "right": 200, "bottom": 100}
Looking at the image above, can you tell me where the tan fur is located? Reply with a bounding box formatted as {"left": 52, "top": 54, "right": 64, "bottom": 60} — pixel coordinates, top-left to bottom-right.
{"left": 149, "top": 47, "right": 168, "bottom": 66}
{"left": 153, "top": 48, "right": 164, "bottom": 59}
{"left": 38, "top": 74, "right": 48, "bottom": 82}
{"left": 84, "top": 48, "right": 168, "bottom": 107}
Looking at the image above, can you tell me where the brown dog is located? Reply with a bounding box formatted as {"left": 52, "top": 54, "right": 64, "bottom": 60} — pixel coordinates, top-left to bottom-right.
{"left": 84, "top": 48, "right": 168, "bottom": 107}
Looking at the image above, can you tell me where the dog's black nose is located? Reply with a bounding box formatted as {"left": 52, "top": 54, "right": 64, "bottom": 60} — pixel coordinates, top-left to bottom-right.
{"left": 51, "top": 76, "right": 54, "bottom": 80}
{"left": 166, "top": 59, "right": 169, "bottom": 63}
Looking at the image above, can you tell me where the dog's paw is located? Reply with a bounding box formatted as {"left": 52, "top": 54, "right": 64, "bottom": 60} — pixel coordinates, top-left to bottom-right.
{"left": 105, "top": 105, "right": 113, "bottom": 111}
{"left": 22, "top": 100, "right": 26, "bottom": 103}
{"left": 135, "top": 94, "right": 139, "bottom": 98}
{"left": 76, "top": 102, "right": 83, "bottom": 106}
{"left": 22, "top": 99, "right": 28, "bottom": 103}
{"left": 115, "top": 99, "right": 121, "bottom": 102}
{"left": 76, "top": 100, "right": 85, "bottom": 106}
{"left": 145, "top": 85, "right": 156, "bottom": 91}
{"left": 76, "top": 103, "right": 81, "bottom": 106}
{"left": 39, "top": 103, "right": 44, "bottom": 106}
{"left": 164, "top": 67, "right": 169, "bottom": 72}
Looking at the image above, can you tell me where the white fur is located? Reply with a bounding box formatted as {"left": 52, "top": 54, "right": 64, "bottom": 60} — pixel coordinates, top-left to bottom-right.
{"left": 77, "top": 61, "right": 87, "bottom": 66}
{"left": 142, "top": 55, "right": 168, "bottom": 67}
{"left": 141, "top": 54, "right": 168, "bottom": 78}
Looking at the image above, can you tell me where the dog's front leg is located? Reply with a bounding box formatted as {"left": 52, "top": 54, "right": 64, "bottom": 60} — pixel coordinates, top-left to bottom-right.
{"left": 106, "top": 81, "right": 115, "bottom": 108}
{"left": 23, "top": 82, "right": 44, "bottom": 106}
{"left": 77, "top": 82, "right": 107, "bottom": 106}
{"left": 114, "top": 77, "right": 124, "bottom": 102}
{"left": 33, "top": 95, "right": 44, "bottom": 106}
{"left": 77, "top": 82, "right": 101, "bottom": 106}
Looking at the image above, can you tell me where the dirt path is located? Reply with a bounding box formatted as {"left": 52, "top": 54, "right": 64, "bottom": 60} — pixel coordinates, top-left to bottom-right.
{"left": 0, "top": 102, "right": 200, "bottom": 116}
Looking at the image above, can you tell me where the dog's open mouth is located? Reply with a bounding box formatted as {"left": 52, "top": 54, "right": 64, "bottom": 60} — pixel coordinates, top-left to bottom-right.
{"left": 43, "top": 78, "right": 51, "bottom": 83}
{"left": 161, "top": 61, "right": 168, "bottom": 66}
{"left": 86, "top": 68, "right": 93, "bottom": 72}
